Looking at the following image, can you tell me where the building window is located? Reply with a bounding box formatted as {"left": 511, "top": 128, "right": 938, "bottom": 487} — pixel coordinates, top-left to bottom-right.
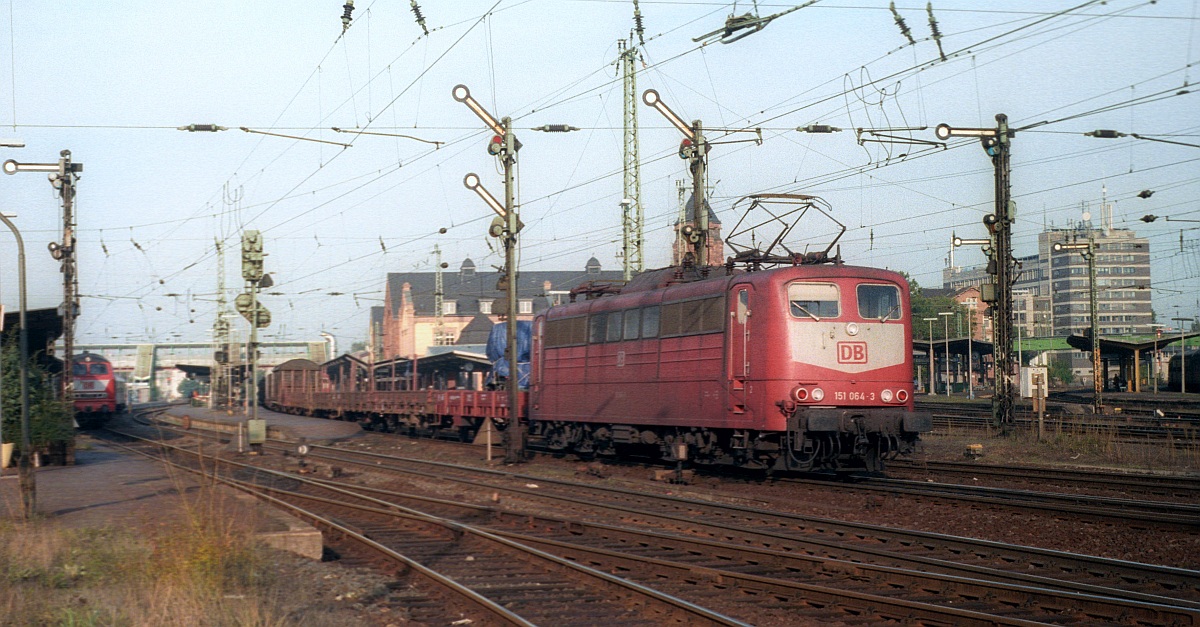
{"left": 519, "top": 300, "right": 533, "bottom": 314}
{"left": 443, "top": 301, "right": 457, "bottom": 315}
{"left": 479, "top": 300, "right": 492, "bottom": 315}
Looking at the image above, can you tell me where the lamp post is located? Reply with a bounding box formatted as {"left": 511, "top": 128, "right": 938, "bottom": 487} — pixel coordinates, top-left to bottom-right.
{"left": 1149, "top": 323, "right": 1168, "bottom": 394}
{"left": 1016, "top": 317, "right": 1023, "bottom": 366}
{"left": 455, "top": 84, "right": 525, "bottom": 463}
{"left": 923, "top": 317, "right": 937, "bottom": 394}
{"left": 939, "top": 312, "right": 954, "bottom": 396}
{"left": 0, "top": 212, "right": 33, "bottom": 518}
{"left": 1053, "top": 236, "right": 1099, "bottom": 411}
{"left": 967, "top": 303, "right": 975, "bottom": 400}
{"left": 1171, "top": 317, "right": 1190, "bottom": 394}
{"left": 952, "top": 233, "right": 994, "bottom": 406}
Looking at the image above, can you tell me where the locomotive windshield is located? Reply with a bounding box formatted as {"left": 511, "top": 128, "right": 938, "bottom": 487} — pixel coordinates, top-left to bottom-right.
{"left": 788, "top": 283, "right": 839, "bottom": 320}
{"left": 858, "top": 284, "right": 902, "bottom": 321}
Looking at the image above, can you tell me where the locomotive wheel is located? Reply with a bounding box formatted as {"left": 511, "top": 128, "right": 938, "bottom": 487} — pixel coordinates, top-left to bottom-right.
{"left": 863, "top": 445, "right": 883, "bottom": 474}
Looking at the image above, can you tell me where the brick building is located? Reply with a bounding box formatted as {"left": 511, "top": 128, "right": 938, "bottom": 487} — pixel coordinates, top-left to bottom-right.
{"left": 377, "top": 257, "right": 625, "bottom": 361}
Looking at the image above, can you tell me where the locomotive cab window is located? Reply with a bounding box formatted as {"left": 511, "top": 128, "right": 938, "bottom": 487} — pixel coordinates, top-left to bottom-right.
{"left": 858, "top": 284, "right": 902, "bottom": 321}
{"left": 89, "top": 364, "right": 108, "bottom": 375}
{"left": 787, "top": 283, "right": 839, "bottom": 320}
{"left": 72, "top": 363, "right": 88, "bottom": 376}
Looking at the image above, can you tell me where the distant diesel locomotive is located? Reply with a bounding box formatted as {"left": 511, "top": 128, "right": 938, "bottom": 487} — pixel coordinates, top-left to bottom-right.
{"left": 266, "top": 260, "right": 931, "bottom": 472}
{"left": 72, "top": 352, "right": 126, "bottom": 429}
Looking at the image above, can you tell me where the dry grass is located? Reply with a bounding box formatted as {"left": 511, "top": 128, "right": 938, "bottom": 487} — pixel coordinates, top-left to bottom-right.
{"left": 0, "top": 477, "right": 302, "bottom": 627}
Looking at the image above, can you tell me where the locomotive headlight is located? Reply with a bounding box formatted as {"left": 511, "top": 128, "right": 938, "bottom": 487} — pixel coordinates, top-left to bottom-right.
{"left": 845, "top": 322, "right": 859, "bottom": 336}
{"left": 811, "top": 387, "right": 825, "bottom": 402}
{"left": 881, "top": 389, "right": 894, "bottom": 403}
{"left": 897, "top": 389, "right": 909, "bottom": 403}
{"left": 792, "top": 386, "right": 809, "bottom": 402}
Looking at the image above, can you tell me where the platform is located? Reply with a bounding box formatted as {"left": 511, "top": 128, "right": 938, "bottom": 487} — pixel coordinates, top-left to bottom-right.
{"left": 161, "top": 404, "right": 364, "bottom": 443}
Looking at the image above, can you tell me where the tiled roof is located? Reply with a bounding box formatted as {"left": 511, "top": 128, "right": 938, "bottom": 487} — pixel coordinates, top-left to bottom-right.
{"left": 456, "top": 314, "right": 495, "bottom": 345}
{"left": 680, "top": 191, "right": 720, "bottom": 225}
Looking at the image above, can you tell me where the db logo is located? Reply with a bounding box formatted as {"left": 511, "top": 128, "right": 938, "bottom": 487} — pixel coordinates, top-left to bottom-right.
{"left": 837, "top": 342, "right": 868, "bottom": 364}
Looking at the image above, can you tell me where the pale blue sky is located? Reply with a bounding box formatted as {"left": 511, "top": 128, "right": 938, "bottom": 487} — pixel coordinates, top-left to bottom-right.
{"left": 2, "top": 0, "right": 1198, "bottom": 348}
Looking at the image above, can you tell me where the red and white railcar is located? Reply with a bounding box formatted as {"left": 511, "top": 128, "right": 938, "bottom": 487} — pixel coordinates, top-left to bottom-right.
{"left": 72, "top": 352, "right": 126, "bottom": 428}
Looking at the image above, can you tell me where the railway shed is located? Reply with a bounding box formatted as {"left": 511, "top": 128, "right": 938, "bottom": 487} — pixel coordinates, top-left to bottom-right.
{"left": 3, "top": 307, "right": 64, "bottom": 376}
{"left": 323, "top": 353, "right": 370, "bottom": 392}
{"left": 372, "top": 350, "right": 492, "bottom": 392}
{"left": 914, "top": 337, "right": 993, "bottom": 394}
{"left": 1066, "top": 331, "right": 1200, "bottom": 392}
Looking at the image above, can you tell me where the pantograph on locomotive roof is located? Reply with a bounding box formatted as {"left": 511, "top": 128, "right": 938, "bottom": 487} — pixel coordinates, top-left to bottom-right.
{"left": 723, "top": 193, "right": 846, "bottom": 272}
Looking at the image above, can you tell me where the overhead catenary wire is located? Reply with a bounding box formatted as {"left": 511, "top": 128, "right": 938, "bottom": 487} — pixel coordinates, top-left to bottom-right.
{"left": 49, "top": 0, "right": 1198, "bottom": 341}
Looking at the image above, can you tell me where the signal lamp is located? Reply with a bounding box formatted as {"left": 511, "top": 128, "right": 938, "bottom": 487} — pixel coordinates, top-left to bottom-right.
{"left": 678, "top": 137, "right": 694, "bottom": 159}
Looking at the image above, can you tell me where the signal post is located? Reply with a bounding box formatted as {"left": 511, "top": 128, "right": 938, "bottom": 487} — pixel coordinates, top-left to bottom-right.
{"left": 455, "top": 84, "right": 525, "bottom": 463}
{"left": 4, "top": 150, "right": 84, "bottom": 516}
{"left": 642, "top": 89, "right": 709, "bottom": 266}
{"left": 238, "top": 230, "right": 271, "bottom": 452}
{"left": 937, "top": 115, "right": 1016, "bottom": 429}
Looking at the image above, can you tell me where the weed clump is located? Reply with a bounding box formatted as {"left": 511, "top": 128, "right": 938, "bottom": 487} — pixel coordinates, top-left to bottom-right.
{"left": 0, "top": 506, "right": 293, "bottom": 625}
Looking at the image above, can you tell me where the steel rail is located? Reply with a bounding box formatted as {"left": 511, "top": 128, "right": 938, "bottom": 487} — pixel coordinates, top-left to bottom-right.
{"left": 132, "top": 413, "right": 1200, "bottom": 609}
{"left": 105, "top": 425, "right": 749, "bottom": 627}
{"left": 271, "top": 438, "right": 1200, "bottom": 609}
{"left": 777, "top": 475, "right": 1200, "bottom": 526}
{"left": 889, "top": 459, "right": 1200, "bottom": 498}
{"left": 103, "top": 427, "right": 535, "bottom": 626}
{"left": 107, "top": 423, "right": 1104, "bottom": 625}
{"left": 294, "top": 472, "right": 1200, "bottom": 626}
{"left": 242, "top": 477, "right": 1059, "bottom": 626}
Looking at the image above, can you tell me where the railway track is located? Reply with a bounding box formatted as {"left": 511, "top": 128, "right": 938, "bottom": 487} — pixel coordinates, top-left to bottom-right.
{"left": 351, "top": 412, "right": 1200, "bottom": 525}
{"left": 260, "top": 437, "right": 1200, "bottom": 606}
{"left": 835, "top": 475, "right": 1200, "bottom": 526}
{"left": 109, "top": 422, "right": 746, "bottom": 626}
{"left": 916, "top": 400, "right": 1200, "bottom": 442}
{"left": 106, "top": 419, "right": 1200, "bottom": 625}
{"left": 889, "top": 459, "right": 1200, "bottom": 502}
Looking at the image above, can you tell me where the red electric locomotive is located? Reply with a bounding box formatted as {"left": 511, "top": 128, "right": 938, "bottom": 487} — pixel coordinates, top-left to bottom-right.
{"left": 72, "top": 352, "right": 126, "bottom": 429}
{"left": 531, "top": 261, "right": 928, "bottom": 471}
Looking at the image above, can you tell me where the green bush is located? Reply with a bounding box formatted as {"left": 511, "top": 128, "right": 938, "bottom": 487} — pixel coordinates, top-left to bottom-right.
{"left": 0, "top": 335, "right": 73, "bottom": 452}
